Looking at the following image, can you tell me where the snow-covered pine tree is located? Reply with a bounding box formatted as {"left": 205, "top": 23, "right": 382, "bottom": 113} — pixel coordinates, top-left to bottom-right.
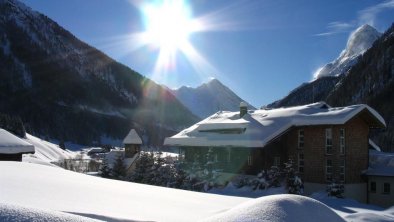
{"left": 201, "top": 148, "right": 218, "bottom": 191}
{"left": 99, "top": 157, "right": 111, "bottom": 178}
{"left": 267, "top": 166, "right": 281, "bottom": 187}
{"left": 155, "top": 151, "right": 165, "bottom": 166}
{"left": 284, "top": 158, "right": 304, "bottom": 194}
{"left": 327, "top": 180, "right": 344, "bottom": 198}
{"left": 251, "top": 170, "right": 269, "bottom": 190}
{"left": 111, "top": 154, "right": 127, "bottom": 180}
{"left": 129, "top": 151, "right": 155, "bottom": 183}
{"left": 181, "top": 154, "right": 203, "bottom": 191}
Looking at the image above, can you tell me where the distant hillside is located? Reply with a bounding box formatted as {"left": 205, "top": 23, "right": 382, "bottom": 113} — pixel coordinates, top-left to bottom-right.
{"left": 171, "top": 78, "right": 255, "bottom": 118}
{"left": 267, "top": 76, "right": 340, "bottom": 108}
{"left": 0, "top": 0, "right": 199, "bottom": 146}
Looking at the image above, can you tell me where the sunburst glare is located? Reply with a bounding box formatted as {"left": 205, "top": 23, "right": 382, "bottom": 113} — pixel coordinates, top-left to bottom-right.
{"left": 105, "top": 0, "right": 263, "bottom": 85}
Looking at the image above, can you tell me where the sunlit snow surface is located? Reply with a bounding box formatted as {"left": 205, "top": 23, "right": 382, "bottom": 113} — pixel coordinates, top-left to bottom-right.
{"left": 1, "top": 162, "right": 393, "bottom": 221}
{"left": 0, "top": 162, "right": 248, "bottom": 222}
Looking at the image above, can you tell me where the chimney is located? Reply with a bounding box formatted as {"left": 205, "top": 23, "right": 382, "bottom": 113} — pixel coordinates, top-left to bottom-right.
{"left": 240, "top": 101, "right": 247, "bottom": 117}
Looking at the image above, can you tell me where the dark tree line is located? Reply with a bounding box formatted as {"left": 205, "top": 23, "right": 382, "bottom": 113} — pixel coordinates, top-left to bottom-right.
{"left": 0, "top": 113, "right": 26, "bottom": 137}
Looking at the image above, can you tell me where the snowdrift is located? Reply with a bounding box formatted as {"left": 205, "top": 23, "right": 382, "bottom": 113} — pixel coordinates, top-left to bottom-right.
{"left": 202, "top": 194, "right": 345, "bottom": 222}
{"left": 0, "top": 202, "right": 98, "bottom": 222}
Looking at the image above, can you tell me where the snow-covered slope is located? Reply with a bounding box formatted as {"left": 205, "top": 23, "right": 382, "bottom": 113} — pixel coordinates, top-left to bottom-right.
{"left": 0, "top": 162, "right": 248, "bottom": 222}
{"left": 171, "top": 78, "right": 255, "bottom": 118}
{"left": 314, "top": 24, "right": 381, "bottom": 79}
{"left": 22, "top": 133, "right": 76, "bottom": 165}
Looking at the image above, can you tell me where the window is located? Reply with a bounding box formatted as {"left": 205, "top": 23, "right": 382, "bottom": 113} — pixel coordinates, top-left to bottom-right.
{"left": 370, "top": 182, "right": 376, "bottom": 193}
{"left": 247, "top": 155, "right": 253, "bottom": 166}
{"left": 326, "top": 159, "right": 333, "bottom": 182}
{"left": 339, "top": 159, "right": 345, "bottom": 182}
{"left": 383, "top": 183, "right": 391, "bottom": 194}
{"left": 326, "top": 128, "right": 333, "bottom": 154}
{"left": 274, "top": 157, "right": 281, "bottom": 167}
{"left": 340, "top": 129, "right": 345, "bottom": 155}
{"left": 298, "top": 129, "right": 304, "bottom": 149}
{"left": 227, "top": 150, "right": 231, "bottom": 162}
{"left": 298, "top": 153, "right": 304, "bottom": 173}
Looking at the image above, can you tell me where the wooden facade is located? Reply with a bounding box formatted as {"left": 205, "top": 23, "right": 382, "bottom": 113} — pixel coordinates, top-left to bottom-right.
{"left": 180, "top": 115, "right": 370, "bottom": 184}
{"left": 125, "top": 144, "right": 140, "bottom": 158}
{"left": 0, "top": 153, "right": 23, "bottom": 161}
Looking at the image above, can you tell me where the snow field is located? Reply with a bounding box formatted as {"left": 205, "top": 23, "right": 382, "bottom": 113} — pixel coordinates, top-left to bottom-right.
{"left": 0, "top": 162, "right": 249, "bottom": 222}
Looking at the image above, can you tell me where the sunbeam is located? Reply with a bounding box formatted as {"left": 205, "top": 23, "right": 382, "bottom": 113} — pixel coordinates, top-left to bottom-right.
{"left": 114, "top": 0, "right": 266, "bottom": 86}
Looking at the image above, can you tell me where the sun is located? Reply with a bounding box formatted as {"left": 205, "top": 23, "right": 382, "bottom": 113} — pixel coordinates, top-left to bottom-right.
{"left": 142, "top": 0, "right": 200, "bottom": 52}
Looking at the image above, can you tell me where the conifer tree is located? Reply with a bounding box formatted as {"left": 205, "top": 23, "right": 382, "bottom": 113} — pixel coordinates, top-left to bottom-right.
{"left": 59, "top": 140, "right": 66, "bottom": 150}
{"left": 129, "top": 151, "right": 154, "bottom": 183}
{"left": 111, "top": 154, "right": 127, "bottom": 180}
{"left": 99, "top": 157, "right": 111, "bottom": 178}
{"left": 284, "top": 158, "right": 304, "bottom": 194}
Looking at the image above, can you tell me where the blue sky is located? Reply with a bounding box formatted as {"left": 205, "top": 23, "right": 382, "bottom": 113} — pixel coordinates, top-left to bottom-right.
{"left": 21, "top": 0, "right": 394, "bottom": 107}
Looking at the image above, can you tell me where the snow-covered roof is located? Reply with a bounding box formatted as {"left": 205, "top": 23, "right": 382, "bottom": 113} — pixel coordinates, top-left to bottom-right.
{"left": 366, "top": 150, "right": 394, "bottom": 177}
{"left": 123, "top": 129, "right": 142, "bottom": 145}
{"left": 0, "top": 129, "right": 34, "bottom": 154}
{"left": 164, "top": 102, "right": 386, "bottom": 148}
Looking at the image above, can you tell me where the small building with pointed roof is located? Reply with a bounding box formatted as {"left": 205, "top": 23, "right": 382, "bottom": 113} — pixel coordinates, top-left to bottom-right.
{"left": 123, "top": 129, "right": 142, "bottom": 158}
{"left": 0, "top": 129, "right": 35, "bottom": 161}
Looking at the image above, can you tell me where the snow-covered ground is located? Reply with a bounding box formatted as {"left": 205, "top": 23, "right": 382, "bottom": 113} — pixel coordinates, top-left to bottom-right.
{"left": 0, "top": 162, "right": 249, "bottom": 222}
{"left": 0, "top": 202, "right": 99, "bottom": 222}
{"left": 1, "top": 161, "right": 393, "bottom": 221}
{"left": 311, "top": 192, "right": 394, "bottom": 222}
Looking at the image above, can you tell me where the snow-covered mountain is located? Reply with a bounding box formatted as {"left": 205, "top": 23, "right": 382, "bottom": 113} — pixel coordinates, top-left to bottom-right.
{"left": 269, "top": 24, "right": 382, "bottom": 109}
{"left": 170, "top": 79, "right": 255, "bottom": 118}
{"left": 314, "top": 24, "right": 381, "bottom": 79}
{"left": 0, "top": 0, "right": 198, "bottom": 146}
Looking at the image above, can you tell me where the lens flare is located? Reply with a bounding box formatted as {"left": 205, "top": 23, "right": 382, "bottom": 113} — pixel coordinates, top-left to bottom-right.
{"left": 95, "top": 0, "right": 263, "bottom": 86}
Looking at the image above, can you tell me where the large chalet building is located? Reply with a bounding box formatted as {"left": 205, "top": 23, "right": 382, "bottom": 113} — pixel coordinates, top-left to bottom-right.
{"left": 164, "top": 102, "right": 386, "bottom": 202}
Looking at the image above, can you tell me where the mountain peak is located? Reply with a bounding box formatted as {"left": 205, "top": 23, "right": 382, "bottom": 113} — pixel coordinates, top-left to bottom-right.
{"left": 343, "top": 24, "right": 381, "bottom": 58}
{"left": 314, "top": 24, "right": 381, "bottom": 79}
{"left": 205, "top": 78, "right": 222, "bottom": 86}
{"left": 171, "top": 79, "right": 255, "bottom": 118}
